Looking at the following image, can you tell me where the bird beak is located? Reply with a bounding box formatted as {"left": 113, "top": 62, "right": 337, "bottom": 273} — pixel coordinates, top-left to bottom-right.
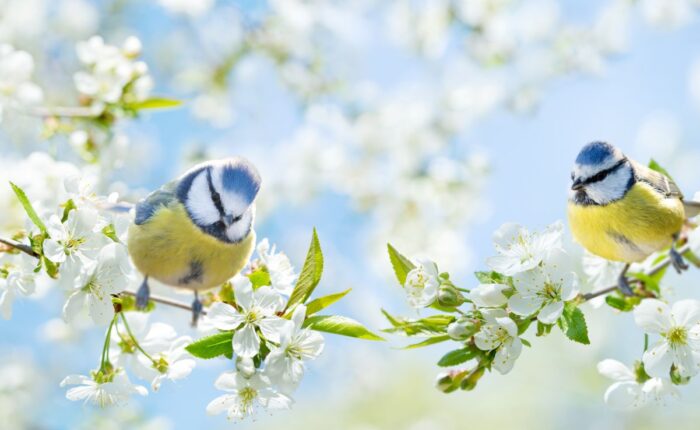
{"left": 223, "top": 214, "right": 235, "bottom": 226}
{"left": 571, "top": 179, "right": 584, "bottom": 191}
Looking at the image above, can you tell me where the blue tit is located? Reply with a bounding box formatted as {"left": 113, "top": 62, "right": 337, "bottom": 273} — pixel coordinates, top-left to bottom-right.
{"left": 567, "top": 141, "right": 700, "bottom": 295}
{"left": 127, "top": 157, "right": 261, "bottom": 324}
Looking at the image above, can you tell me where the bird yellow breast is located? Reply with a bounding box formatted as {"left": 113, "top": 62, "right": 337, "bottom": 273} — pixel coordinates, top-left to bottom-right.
{"left": 127, "top": 202, "right": 255, "bottom": 291}
{"left": 567, "top": 182, "right": 685, "bottom": 263}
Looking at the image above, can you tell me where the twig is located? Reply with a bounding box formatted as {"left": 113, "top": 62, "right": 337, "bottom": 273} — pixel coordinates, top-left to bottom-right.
{"left": 582, "top": 244, "right": 691, "bottom": 301}
{"left": 0, "top": 238, "right": 39, "bottom": 257}
{"left": 1, "top": 237, "right": 204, "bottom": 314}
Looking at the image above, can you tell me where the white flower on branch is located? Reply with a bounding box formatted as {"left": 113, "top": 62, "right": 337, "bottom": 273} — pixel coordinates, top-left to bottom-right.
{"left": 206, "top": 371, "right": 292, "bottom": 421}
{"left": 474, "top": 309, "right": 522, "bottom": 375}
{"left": 508, "top": 250, "right": 579, "bottom": 324}
{"left": 44, "top": 208, "right": 107, "bottom": 286}
{"left": 256, "top": 238, "right": 297, "bottom": 296}
{"left": 63, "top": 243, "right": 130, "bottom": 325}
{"left": 60, "top": 370, "right": 147, "bottom": 407}
{"left": 0, "top": 253, "right": 36, "bottom": 319}
{"left": 265, "top": 304, "right": 324, "bottom": 392}
{"left": 0, "top": 44, "right": 43, "bottom": 119}
{"left": 486, "top": 221, "right": 563, "bottom": 276}
{"left": 404, "top": 258, "right": 440, "bottom": 309}
{"left": 634, "top": 299, "right": 700, "bottom": 378}
{"left": 469, "top": 283, "right": 509, "bottom": 308}
{"left": 597, "top": 359, "right": 679, "bottom": 410}
{"left": 207, "top": 275, "right": 289, "bottom": 358}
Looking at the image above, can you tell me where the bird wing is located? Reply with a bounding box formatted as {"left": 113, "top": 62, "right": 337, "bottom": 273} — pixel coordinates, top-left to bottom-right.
{"left": 685, "top": 201, "right": 700, "bottom": 218}
{"left": 134, "top": 180, "right": 179, "bottom": 225}
{"left": 630, "top": 160, "right": 684, "bottom": 199}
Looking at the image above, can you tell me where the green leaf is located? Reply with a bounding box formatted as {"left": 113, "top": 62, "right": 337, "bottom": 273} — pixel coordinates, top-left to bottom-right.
{"left": 41, "top": 256, "right": 59, "bottom": 279}
{"left": 305, "top": 289, "right": 351, "bottom": 315}
{"left": 648, "top": 159, "right": 675, "bottom": 182}
{"left": 604, "top": 293, "right": 640, "bottom": 312}
{"left": 402, "top": 335, "right": 450, "bottom": 349}
{"left": 387, "top": 243, "right": 415, "bottom": 286}
{"left": 247, "top": 267, "right": 271, "bottom": 289}
{"left": 559, "top": 304, "right": 590, "bottom": 345}
{"left": 288, "top": 229, "right": 324, "bottom": 307}
{"left": 536, "top": 321, "right": 553, "bottom": 337}
{"left": 521, "top": 338, "right": 531, "bottom": 347}
{"left": 381, "top": 309, "right": 455, "bottom": 336}
{"left": 128, "top": 97, "right": 182, "bottom": 110}
{"left": 303, "top": 315, "right": 383, "bottom": 341}
{"left": 185, "top": 331, "right": 234, "bottom": 359}
{"left": 437, "top": 348, "right": 478, "bottom": 367}
{"left": 10, "top": 182, "right": 47, "bottom": 234}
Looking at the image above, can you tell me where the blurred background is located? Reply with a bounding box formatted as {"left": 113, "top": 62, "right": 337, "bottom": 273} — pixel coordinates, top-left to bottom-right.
{"left": 2, "top": 0, "right": 700, "bottom": 428}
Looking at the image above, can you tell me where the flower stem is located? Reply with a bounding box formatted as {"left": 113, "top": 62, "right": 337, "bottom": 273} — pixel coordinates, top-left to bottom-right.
{"left": 100, "top": 314, "right": 118, "bottom": 372}
{"left": 644, "top": 334, "right": 649, "bottom": 352}
{"left": 120, "top": 312, "right": 157, "bottom": 364}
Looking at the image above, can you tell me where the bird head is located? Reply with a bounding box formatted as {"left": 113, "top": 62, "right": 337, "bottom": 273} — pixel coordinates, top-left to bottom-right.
{"left": 177, "top": 157, "right": 261, "bottom": 243}
{"left": 569, "top": 141, "right": 634, "bottom": 205}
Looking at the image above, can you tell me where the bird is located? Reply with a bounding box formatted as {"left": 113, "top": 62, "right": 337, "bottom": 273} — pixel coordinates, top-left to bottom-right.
{"left": 567, "top": 141, "right": 700, "bottom": 295}
{"left": 127, "top": 157, "right": 261, "bottom": 325}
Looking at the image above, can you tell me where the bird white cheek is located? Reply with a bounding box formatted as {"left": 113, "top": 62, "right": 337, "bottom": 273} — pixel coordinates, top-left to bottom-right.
{"left": 186, "top": 173, "right": 220, "bottom": 225}
{"left": 226, "top": 207, "right": 254, "bottom": 243}
{"left": 584, "top": 168, "right": 632, "bottom": 205}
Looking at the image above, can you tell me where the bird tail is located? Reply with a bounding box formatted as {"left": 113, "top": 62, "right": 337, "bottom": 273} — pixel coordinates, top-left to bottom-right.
{"left": 685, "top": 201, "right": 700, "bottom": 218}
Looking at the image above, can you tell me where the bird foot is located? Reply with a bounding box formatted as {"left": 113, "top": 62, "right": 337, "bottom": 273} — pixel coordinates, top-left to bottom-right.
{"left": 191, "top": 293, "right": 203, "bottom": 327}
{"left": 670, "top": 247, "right": 689, "bottom": 274}
{"left": 136, "top": 277, "right": 150, "bottom": 309}
{"left": 617, "top": 275, "right": 634, "bottom": 297}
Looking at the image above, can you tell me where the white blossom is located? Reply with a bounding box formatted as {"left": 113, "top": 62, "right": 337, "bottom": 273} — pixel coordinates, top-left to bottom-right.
{"left": 0, "top": 44, "right": 42, "bottom": 119}
{"left": 486, "top": 222, "right": 563, "bottom": 276}
{"left": 0, "top": 253, "right": 36, "bottom": 319}
{"left": 634, "top": 299, "right": 700, "bottom": 378}
{"left": 404, "top": 258, "right": 440, "bottom": 309}
{"left": 206, "top": 275, "right": 289, "bottom": 358}
{"left": 474, "top": 309, "right": 522, "bottom": 374}
{"left": 508, "top": 250, "right": 579, "bottom": 324}
{"left": 597, "top": 359, "right": 679, "bottom": 410}
{"left": 206, "top": 372, "right": 292, "bottom": 421}
{"left": 60, "top": 370, "right": 147, "bottom": 407}
{"left": 256, "top": 238, "right": 297, "bottom": 296}
{"left": 62, "top": 243, "right": 130, "bottom": 325}
{"left": 265, "top": 305, "right": 324, "bottom": 392}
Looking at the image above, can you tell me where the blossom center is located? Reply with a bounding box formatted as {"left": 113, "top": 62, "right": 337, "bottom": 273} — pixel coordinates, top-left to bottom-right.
{"left": 667, "top": 326, "right": 688, "bottom": 347}
{"left": 239, "top": 386, "right": 258, "bottom": 411}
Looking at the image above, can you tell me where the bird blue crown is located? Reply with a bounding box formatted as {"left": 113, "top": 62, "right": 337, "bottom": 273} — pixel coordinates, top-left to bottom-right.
{"left": 575, "top": 141, "right": 615, "bottom": 166}
{"left": 220, "top": 160, "right": 261, "bottom": 205}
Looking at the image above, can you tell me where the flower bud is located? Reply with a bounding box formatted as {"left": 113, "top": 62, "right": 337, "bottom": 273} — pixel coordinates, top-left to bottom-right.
{"left": 670, "top": 365, "right": 690, "bottom": 385}
{"left": 438, "top": 283, "right": 465, "bottom": 307}
{"left": 435, "top": 372, "right": 457, "bottom": 393}
{"left": 460, "top": 367, "right": 485, "bottom": 391}
{"left": 447, "top": 318, "right": 478, "bottom": 340}
{"left": 122, "top": 36, "right": 142, "bottom": 58}
{"left": 236, "top": 357, "right": 256, "bottom": 378}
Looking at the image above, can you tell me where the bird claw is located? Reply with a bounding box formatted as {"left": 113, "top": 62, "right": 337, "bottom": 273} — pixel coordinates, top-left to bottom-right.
{"left": 191, "top": 294, "right": 203, "bottom": 327}
{"left": 617, "top": 275, "right": 634, "bottom": 297}
{"left": 136, "top": 277, "right": 150, "bottom": 309}
{"left": 670, "top": 247, "right": 689, "bottom": 274}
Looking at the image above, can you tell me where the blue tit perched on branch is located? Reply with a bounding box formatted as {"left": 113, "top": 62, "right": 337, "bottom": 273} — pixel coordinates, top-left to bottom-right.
{"left": 567, "top": 141, "right": 700, "bottom": 295}
{"left": 128, "top": 157, "right": 261, "bottom": 325}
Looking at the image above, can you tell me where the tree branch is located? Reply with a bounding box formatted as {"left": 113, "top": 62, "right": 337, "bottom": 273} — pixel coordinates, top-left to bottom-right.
{"left": 0, "top": 236, "right": 205, "bottom": 315}
{"left": 16, "top": 105, "right": 103, "bottom": 118}
{"left": 582, "top": 244, "right": 691, "bottom": 301}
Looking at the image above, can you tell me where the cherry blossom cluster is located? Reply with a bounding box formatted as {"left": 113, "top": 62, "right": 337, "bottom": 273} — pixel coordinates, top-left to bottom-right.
{"left": 385, "top": 194, "right": 700, "bottom": 408}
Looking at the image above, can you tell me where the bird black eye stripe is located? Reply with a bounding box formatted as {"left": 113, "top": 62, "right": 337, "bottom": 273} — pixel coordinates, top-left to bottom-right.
{"left": 206, "top": 168, "right": 226, "bottom": 218}
{"left": 581, "top": 158, "right": 627, "bottom": 186}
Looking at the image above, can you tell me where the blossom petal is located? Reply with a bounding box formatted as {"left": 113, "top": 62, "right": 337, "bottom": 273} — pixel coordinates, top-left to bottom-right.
{"left": 597, "top": 359, "right": 635, "bottom": 382}
{"left": 206, "top": 394, "right": 238, "bottom": 416}
{"left": 508, "top": 293, "right": 541, "bottom": 317}
{"left": 634, "top": 299, "right": 672, "bottom": 334}
{"left": 257, "top": 316, "right": 291, "bottom": 343}
{"left": 233, "top": 275, "right": 253, "bottom": 310}
{"left": 538, "top": 301, "right": 564, "bottom": 325}
{"left": 642, "top": 341, "right": 674, "bottom": 378}
{"left": 254, "top": 286, "right": 284, "bottom": 314}
{"left": 604, "top": 381, "right": 645, "bottom": 410}
{"left": 469, "top": 284, "right": 509, "bottom": 308}
{"left": 87, "top": 291, "right": 115, "bottom": 325}
{"left": 232, "top": 324, "right": 260, "bottom": 358}
{"left": 206, "top": 302, "right": 244, "bottom": 330}
{"left": 492, "top": 338, "right": 522, "bottom": 375}
{"left": 671, "top": 299, "right": 700, "bottom": 327}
